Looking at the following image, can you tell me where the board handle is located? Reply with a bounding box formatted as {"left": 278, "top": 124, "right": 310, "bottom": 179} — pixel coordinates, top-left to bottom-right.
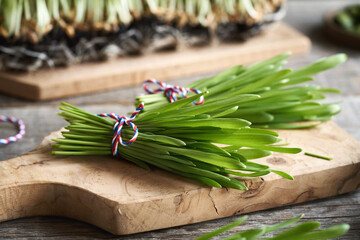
{"left": 0, "top": 130, "right": 123, "bottom": 234}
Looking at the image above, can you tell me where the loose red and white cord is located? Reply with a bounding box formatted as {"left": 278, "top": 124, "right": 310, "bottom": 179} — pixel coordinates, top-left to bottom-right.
{"left": 0, "top": 116, "right": 25, "bottom": 144}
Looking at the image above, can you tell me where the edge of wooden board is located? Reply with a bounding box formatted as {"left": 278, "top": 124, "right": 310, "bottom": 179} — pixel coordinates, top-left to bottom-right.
{"left": 0, "top": 22, "right": 311, "bottom": 101}
{"left": 1, "top": 122, "right": 359, "bottom": 235}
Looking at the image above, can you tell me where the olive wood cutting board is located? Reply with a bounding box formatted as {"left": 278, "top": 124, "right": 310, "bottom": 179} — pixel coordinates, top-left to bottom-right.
{"left": 0, "top": 121, "right": 359, "bottom": 235}
{"left": 0, "top": 22, "right": 310, "bottom": 101}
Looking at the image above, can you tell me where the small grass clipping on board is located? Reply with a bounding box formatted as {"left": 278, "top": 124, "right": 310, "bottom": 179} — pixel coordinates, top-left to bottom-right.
{"left": 305, "top": 152, "right": 333, "bottom": 161}
{"left": 196, "top": 214, "right": 350, "bottom": 240}
{"left": 52, "top": 96, "right": 301, "bottom": 190}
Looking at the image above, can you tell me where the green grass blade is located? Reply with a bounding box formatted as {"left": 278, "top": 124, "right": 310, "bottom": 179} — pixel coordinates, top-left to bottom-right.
{"left": 269, "top": 222, "right": 321, "bottom": 240}
{"left": 288, "top": 224, "right": 350, "bottom": 240}
{"left": 195, "top": 216, "right": 248, "bottom": 240}
{"left": 270, "top": 170, "right": 294, "bottom": 180}
{"left": 263, "top": 214, "right": 304, "bottom": 233}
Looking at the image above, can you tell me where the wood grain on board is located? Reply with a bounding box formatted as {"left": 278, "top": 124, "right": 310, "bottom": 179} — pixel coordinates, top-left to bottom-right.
{"left": 0, "top": 22, "right": 310, "bottom": 101}
{"left": 0, "top": 121, "right": 359, "bottom": 235}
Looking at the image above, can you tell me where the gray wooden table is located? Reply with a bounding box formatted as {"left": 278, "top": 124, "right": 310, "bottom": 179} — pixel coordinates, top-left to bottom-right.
{"left": 1, "top": 1, "right": 359, "bottom": 239}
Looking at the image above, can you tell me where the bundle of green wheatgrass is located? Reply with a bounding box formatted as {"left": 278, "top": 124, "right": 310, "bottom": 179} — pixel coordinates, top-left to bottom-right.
{"left": 137, "top": 52, "right": 346, "bottom": 129}
{"left": 0, "top": 0, "right": 285, "bottom": 71}
{"left": 53, "top": 53, "right": 346, "bottom": 190}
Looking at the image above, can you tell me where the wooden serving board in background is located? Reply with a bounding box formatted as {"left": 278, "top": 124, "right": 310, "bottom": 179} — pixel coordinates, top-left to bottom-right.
{"left": 0, "top": 121, "right": 359, "bottom": 235}
{"left": 0, "top": 22, "right": 310, "bottom": 101}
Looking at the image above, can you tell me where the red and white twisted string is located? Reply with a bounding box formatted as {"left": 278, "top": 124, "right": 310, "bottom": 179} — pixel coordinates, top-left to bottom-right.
{"left": 98, "top": 103, "right": 144, "bottom": 157}
{"left": 0, "top": 116, "right": 25, "bottom": 144}
{"left": 143, "top": 78, "right": 204, "bottom": 105}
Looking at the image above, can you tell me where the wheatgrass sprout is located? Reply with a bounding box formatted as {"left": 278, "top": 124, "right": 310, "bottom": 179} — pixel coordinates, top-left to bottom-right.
{"left": 137, "top": 53, "right": 347, "bottom": 129}
{"left": 52, "top": 94, "right": 301, "bottom": 190}
{"left": 0, "top": 0, "right": 284, "bottom": 42}
{"left": 0, "top": 0, "right": 137, "bottom": 42}
{"left": 214, "top": 0, "right": 282, "bottom": 22}
{"left": 196, "top": 214, "right": 350, "bottom": 240}
{"left": 214, "top": 0, "right": 286, "bottom": 41}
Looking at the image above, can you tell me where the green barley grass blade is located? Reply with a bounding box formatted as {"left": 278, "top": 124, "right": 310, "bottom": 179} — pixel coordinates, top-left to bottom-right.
{"left": 123, "top": 145, "right": 171, "bottom": 159}
{"left": 216, "top": 178, "right": 248, "bottom": 191}
{"left": 286, "top": 54, "right": 347, "bottom": 79}
{"left": 286, "top": 224, "right": 350, "bottom": 240}
{"left": 224, "top": 128, "right": 279, "bottom": 136}
{"left": 270, "top": 142, "right": 290, "bottom": 146}
{"left": 52, "top": 144, "right": 111, "bottom": 152}
{"left": 52, "top": 138, "right": 110, "bottom": 147}
{"left": 223, "top": 228, "right": 266, "bottom": 240}
{"left": 263, "top": 214, "right": 304, "bottom": 233}
{"left": 188, "top": 142, "right": 231, "bottom": 156}
{"left": 65, "top": 125, "right": 112, "bottom": 134}
{"left": 228, "top": 151, "right": 248, "bottom": 163}
{"left": 234, "top": 149, "right": 271, "bottom": 160}
{"left": 268, "top": 222, "right": 321, "bottom": 240}
{"left": 61, "top": 132, "right": 111, "bottom": 142}
{"left": 270, "top": 170, "right": 294, "bottom": 180}
{"left": 127, "top": 141, "right": 170, "bottom": 156}
{"left": 52, "top": 150, "right": 111, "bottom": 155}
{"left": 222, "top": 145, "right": 243, "bottom": 151}
{"left": 242, "top": 161, "right": 270, "bottom": 171}
{"left": 137, "top": 133, "right": 186, "bottom": 147}
{"left": 253, "top": 122, "right": 321, "bottom": 129}
{"left": 69, "top": 123, "right": 111, "bottom": 130}
{"left": 305, "top": 152, "right": 332, "bottom": 160}
{"left": 158, "top": 155, "right": 197, "bottom": 167}
{"left": 173, "top": 133, "right": 281, "bottom": 146}
{"left": 195, "top": 216, "right": 248, "bottom": 240}
{"left": 237, "top": 112, "right": 274, "bottom": 123}
{"left": 169, "top": 170, "right": 223, "bottom": 189}
{"left": 316, "top": 88, "right": 341, "bottom": 94}
{"left": 191, "top": 160, "right": 222, "bottom": 172}
{"left": 224, "top": 169, "right": 271, "bottom": 177}
{"left": 211, "top": 106, "right": 239, "bottom": 118}
{"left": 240, "top": 144, "right": 301, "bottom": 154}
{"left": 155, "top": 118, "right": 251, "bottom": 129}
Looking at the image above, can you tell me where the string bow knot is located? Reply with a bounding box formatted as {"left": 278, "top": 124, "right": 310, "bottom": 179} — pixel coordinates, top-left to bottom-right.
{"left": 143, "top": 79, "right": 204, "bottom": 105}
{"left": 98, "top": 103, "right": 144, "bottom": 157}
